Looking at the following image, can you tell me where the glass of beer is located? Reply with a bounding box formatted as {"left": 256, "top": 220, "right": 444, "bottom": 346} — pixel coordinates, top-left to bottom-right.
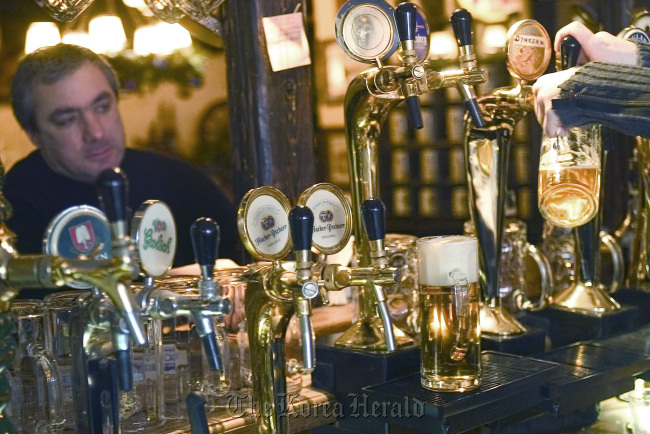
{"left": 417, "top": 235, "right": 481, "bottom": 392}
{"left": 538, "top": 126, "right": 601, "bottom": 228}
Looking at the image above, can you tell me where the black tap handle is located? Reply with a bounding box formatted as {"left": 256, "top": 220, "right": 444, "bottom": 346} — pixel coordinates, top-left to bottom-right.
{"left": 405, "top": 96, "right": 423, "bottom": 129}
{"left": 202, "top": 332, "right": 222, "bottom": 371}
{"left": 187, "top": 393, "right": 209, "bottom": 434}
{"left": 96, "top": 168, "right": 128, "bottom": 226}
{"left": 361, "top": 199, "right": 386, "bottom": 242}
{"left": 451, "top": 8, "right": 473, "bottom": 47}
{"left": 289, "top": 206, "right": 314, "bottom": 251}
{"left": 115, "top": 349, "right": 133, "bottom": 392}
{"left": 395, "top": 2, "right": 417, "bottom": 43}
{"left": 191, "top": 217, "right": 220, "bottom": 274}
{"left": 561, "top": 35, "right": 581, "bottom": 70}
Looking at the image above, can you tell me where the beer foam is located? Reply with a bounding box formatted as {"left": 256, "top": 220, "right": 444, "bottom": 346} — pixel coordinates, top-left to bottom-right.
{"left": 417, "top": 236, "right": 479, "bottom": 286}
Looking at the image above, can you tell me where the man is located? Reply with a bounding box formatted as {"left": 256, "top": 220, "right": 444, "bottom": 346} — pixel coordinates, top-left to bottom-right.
{"left": 6, "top": 43, "right": 239, "bottom": 279}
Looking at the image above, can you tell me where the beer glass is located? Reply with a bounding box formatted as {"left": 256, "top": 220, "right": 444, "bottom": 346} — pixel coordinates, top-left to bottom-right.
{"left": 538, "top": 126, "right": 602, "bottom": 228}
{"left": 417, "top": 236, "right": 481, "bottom": 392}
{"left": 8, "top": 299, "right": 65, "bottom": 433}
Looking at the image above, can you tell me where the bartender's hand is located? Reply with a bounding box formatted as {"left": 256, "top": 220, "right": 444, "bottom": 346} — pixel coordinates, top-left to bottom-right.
{"left": 532, "top": 68, "right": 577, "bottom": 137}
{"left": 532, "top": 22, "right": 639, "bottom": 137}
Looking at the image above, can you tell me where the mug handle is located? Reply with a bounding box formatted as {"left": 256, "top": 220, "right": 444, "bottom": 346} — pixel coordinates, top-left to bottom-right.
{"left": 515, "top": 244, "right": 553, "bottom": 312}
{"left": 449, "top": 269, "right": 470, "bottom": 362}
{"left": 600, "top": 231, "right": 624, "bottom": 294}
{"left": 26, "top": 341, "right": 65, "bottom": 428}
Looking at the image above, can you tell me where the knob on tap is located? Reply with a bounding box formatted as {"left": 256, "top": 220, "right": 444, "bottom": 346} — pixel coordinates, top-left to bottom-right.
{"left": 191, "top": 217, "right": 220, "bottom": 300}
{"left": 450, "top": 8, "right": 485, "bottom": 128}
{"left": 96, "top": 168, "right": 146, "bottom": 346}
{"left": 561, "top": 35, "right": 581, "bottom": 70}
{"left": 288, "top": 205, "right": 318, "bottom": 373}
{"left": 395, "top": 2, "right": 423, "bottom": 130}
{"left": 191, "top": 217, "right": 224, "bottom": 371}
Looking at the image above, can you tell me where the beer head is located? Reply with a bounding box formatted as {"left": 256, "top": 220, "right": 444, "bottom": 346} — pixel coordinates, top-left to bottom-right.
{"left": 417, "top": 235, "right": 479, "bottom": 286}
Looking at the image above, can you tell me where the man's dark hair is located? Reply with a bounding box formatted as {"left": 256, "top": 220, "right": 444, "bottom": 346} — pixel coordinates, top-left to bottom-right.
{"left": 11, "top": 43, "right": 121, "bottom": 133}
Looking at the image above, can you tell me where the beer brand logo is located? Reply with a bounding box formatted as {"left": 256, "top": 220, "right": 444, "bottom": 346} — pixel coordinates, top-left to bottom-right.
{"left": 69, "top": 221, "right": 95, "bottom": 252}
{"left": 319, "top": 210, "right": 334, "bottom": 223}
{"left": 143, "top": 220, "right": 172, "bottom": 254}
{"left": 261, "top": 216, "right": 275, "bottom": 231}
{"left": 513, "top": 34, "right": 546, "bottom": 47}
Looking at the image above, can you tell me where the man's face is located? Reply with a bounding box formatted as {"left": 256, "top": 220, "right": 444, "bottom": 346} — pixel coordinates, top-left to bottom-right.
{"left": 28, "top": 61, "right": 125, "bottom": 184}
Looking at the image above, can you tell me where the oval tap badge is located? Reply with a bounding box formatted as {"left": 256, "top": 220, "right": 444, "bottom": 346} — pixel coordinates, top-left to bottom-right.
{"left": 131, "top": 200, "right": 177, "bottom": 278}
{"left": 238, "top": 186, "right": 292, "bottom": 261}
{"left": 43, "top": 205, "right": 112, "bottom": 289}
{"left": 298, "top": 183, "right": 352, "bottom": 255}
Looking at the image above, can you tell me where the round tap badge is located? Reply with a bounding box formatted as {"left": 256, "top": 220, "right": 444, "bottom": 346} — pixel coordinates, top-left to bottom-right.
{"left": 335, "top": 0, "right": 399, "bottom": 63}
{"left": 298, "top": 183, "right": 352, "bottom": 255}
{"left": 43, "top": 205, "right": 112, "bottom": 289}
{"left": 238, "top": 186, "right": 292, "bottom": 261}
{"left": 505, "top": 20, "right": 551, "bottom": 82}
{"left": 618, "top": 26, "right": 650, "bottom": 43}
{"left": 414, "top": 4, "right": 430, "bottom": 62}
{"left": 131, "top": 200, "right": 177, "bottom": 278}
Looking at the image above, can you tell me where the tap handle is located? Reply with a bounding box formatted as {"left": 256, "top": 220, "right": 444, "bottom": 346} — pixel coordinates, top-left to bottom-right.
{"left": 451, "top": 8, "right": 472, "bottom": 48}
{"left": 289, "top": 206, "right": 314, "bottom": 252}
{"left": 395, "top": 3, "right": 417, "bottom": 47}
{"left": 115, "top": 347, "right": 133, "bottom": 392}
{"left": 201, "top": 332, "right": 222, "bottom": 371}
{"left": 187, "top": 393, "right": 209, "bottom": 434}
{"left": 561, "top": 35, "right": 581, "bottom": 70}
{"left": 97, "top": 168, "right": 129, "bottom": 238}
{"left": 191, "top": 217, "right": 220, "bottom": 279}
{"left": 361, "top": 199, "right": 386, "bottom": 242}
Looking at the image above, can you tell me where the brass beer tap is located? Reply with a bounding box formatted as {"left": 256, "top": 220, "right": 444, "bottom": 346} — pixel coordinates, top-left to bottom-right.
{"left": 335, "top": 0, "right": 486, "bottom": 352}
{"left": 238, "top": 187, "right": 322, "bottom": 433}
{"left": 465, "top": 20, "right": 553, "bottom": 336}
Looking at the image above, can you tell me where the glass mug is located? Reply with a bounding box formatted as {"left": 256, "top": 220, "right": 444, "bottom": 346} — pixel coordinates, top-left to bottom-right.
{"left": 8, "top": 299, "right": 65, "bottom": 434}
{"left": 417, "top": 236, "right": 481, "bottom": 392}
{"left": 43, "top": 290, "right": 92, "bottom": 432}
{"left": 538, "top": 125, "right": 602, "bottom": 228}
{"left": 464, "top": 219, "right": 552, "bottom": 312}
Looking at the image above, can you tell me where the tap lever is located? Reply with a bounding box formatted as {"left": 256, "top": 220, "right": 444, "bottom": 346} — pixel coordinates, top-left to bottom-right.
{"left": 187, "top": 392, "right": 209, "bottom": 434}
{"left": 191, "top": 217, "right": 220, "bottom": 299}
{"left": 114, "top": 328, "right": 133, "bottom": 392}
{"left": 561, "top": 35, "right": 581, "bottom": 70}
{"left": 361, "top": 199, "right": 386, "bottom": 243}
{"left": 97, "top": 168, "right": 129, "bottom": 240}
{"left": 289, "top": 206, "right": 314, "bottom": 253}
{"left": 200, "top": 331, "right": 221, "bottom": 371}
{"left": 451, "top": 8, "right": 472, "bottom": 48}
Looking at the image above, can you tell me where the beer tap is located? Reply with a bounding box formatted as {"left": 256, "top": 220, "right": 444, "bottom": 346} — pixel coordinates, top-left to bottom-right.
{"left": 465, "top": 20, "right": 553, "bottom": 336}
{"left": 322, "top": 199, "right": 402, "bottom": 352}
{"left": 334, "top": 0, "right": 486, "bottom": 352}
{"left": 549, "top": 36, "right": 623, "bottom": 312}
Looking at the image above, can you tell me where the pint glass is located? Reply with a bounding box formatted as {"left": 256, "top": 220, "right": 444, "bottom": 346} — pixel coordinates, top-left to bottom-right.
{"left": 538, "top": 126, "right": 601, "bottom": 228}
{"left": 417, "top": 235, "right": 481, "bottom": 392}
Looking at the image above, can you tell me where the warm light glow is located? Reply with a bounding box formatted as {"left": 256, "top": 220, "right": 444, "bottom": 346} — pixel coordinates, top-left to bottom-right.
{"left": 62, "top": 31, "right": 92, "bottom": 49}
{"left": 481, "top": 24, "right": 507, "bottom": 54}
{"left": 25, "top": 22, "right": 61, "bottom": 54}
{"left": 88, "top": 15, "right": 127, "bottom": 54}
{"left": 133, "top": 22, "right": 192, "bottom": 56}
{"left": 428, "top": 30, "right": 456, "bottom": 59}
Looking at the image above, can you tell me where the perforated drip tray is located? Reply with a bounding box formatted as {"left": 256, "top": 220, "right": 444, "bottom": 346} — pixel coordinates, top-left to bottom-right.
{"left": 361, "top": 351, "right": 560, "bottom": 433}
{"left": 534, "top": 341, "right": 650, "bottom": 414}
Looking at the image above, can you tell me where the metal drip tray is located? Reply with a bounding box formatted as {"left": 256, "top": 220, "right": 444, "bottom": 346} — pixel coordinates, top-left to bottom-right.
{"left": 361, "top": 351, "right": 560, "bottom": 433}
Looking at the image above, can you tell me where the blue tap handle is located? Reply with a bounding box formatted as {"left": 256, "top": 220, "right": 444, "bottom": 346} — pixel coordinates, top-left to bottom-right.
{"left": 561, "top": 35, "right": 581, "bottom": 70}
{"left": 451, "top": 8, "right": 472, "bottom": 47}
{"left": 361, "top": 199, "right": 386, "bottom": 242}
{"left": 187, "top": 393, "right": 209, "bottom": 434}
{"left": 395, "top": 3, "right": 417, "bottom": 43}
{"left": 405, "top": 96, "right": 423, "bottom": 129}
{"left": 191, "top": 217, "right": 220, "bottom": 277}
{"left": 96, "top": 168, "right": 128, "bottom": 228}
{"left": 115, "top": 348, "right": 133, "bottom": 392}
{"left": 289, "top": 206, "right": 314, "bottom": 251}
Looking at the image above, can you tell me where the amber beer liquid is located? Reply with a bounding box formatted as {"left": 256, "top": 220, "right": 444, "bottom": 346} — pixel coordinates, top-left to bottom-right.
{"left": 417, "top": 236, "right": 481, "bottom": 392}
{"left": 537, "top": 128, "right": 601, "bottom": 228}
